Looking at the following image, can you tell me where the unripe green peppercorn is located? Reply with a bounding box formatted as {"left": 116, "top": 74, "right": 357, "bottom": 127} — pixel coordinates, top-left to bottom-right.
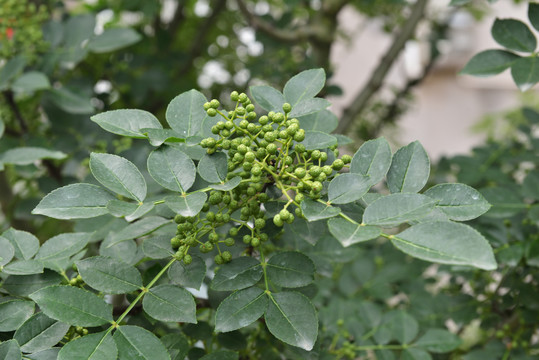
{"left": 332, "top": 159, "right": 344, "bottom": 170}
{"left": 210, "top": 99, "right": 220, "bottom": 108}
{"left": 251, "top": 237, "right": 260, "bottom": 247}
{"left": 255, "top": 218, "right": 266, "bottom": 229}
{"left": 295, "top": 193, "right": 305, "bottom": 202}
{"left": 171, "top": 236, "right": 182, "bottom": 248}
{"left": 243, "top": 234, "right": 251, "bottom": 244}
{"left": 294, "top": 130, "right": 305, "bottom": 142}
{"left": 267, "top": 143, "right": 277, "bottom": 154}
{"left": 273, "top": 214, "right": 284, "bottom": 226}
{"left": 222, "top": 251, "right": 232, "bottom": 262}
{"left": 214, "top": 254, "right": 224, "bottom": 265}
{"left": 207, "top": 108, "right": 217, "bottom": 117}
{"left": 311, "top": 150, "right": 321, "bottom": 160}
{"left": 239, "top": 119, "right": 248, "bottom": 128}
{"left": 238, "top": 93, "right": 248, "bottom": 103}
{"left": 282, "top": 102, "right": 292, "bottom": 113}
{"left": 259, "top": 115, "right": 269, "bottom": 125}
{"left": 320, "top": 152, "right": 328, "bottom": 162}
{"left": 341, "top": 155, "right": 352, "bottom": 164}
{"left": 224, "top": 237, "right": 235, "bottom": 246}
{"left": 279, "top": 209, "right": 290, "bottom": 220}
{"left": 203, "top": 102, "right": 211, "bottom": 110}
{"left": 183, "top": 254, "right": 193, "bottom": 265}
{"left": 231, "top": 91, "right": 239, "bottom": 101}
{"left": 229, "top": 227, "right": 239, "bottom": 236}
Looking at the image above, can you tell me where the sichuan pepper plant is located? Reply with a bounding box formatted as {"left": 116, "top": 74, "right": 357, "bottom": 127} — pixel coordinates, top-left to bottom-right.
{"left": 0, "top": 69, "right": 496, "bottom": 358}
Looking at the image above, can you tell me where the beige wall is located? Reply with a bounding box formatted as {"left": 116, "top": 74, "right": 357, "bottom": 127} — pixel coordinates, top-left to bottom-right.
{"left": 329, "top": 1, "right": 530, "bottom": 160}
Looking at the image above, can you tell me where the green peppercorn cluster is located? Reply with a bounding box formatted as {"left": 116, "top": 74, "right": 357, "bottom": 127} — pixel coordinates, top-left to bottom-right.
{"left": 170, "top": 91, "right": 351, "bottom": 265}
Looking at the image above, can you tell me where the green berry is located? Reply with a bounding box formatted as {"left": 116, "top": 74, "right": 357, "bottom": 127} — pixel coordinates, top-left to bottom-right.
{"left": 251, "top": 237, "right": 260, "bottom": 247}
{"left": 332, "top": 159, "right": 344, "bottom": 170}
{"left": 282, "top": 102, "right": 292, "bottom": 113}
{"left": 255, "top": 218, "right": 266, "bottom": 229}
{"left": 295, "top": 193, "right": 305, "bottom": 202}
{"left": 171, "top": 236, "right": 182, "bottom": 248}
{"left": 229, "top": 227, "right": 239, "bottom": 236}
{"left": 243, "top": 234, "right": 252, "bottom": 244}
{"left": 341, "top": 155, "right": 352, "bottom": 164}
{"left": 210, "top": 99, "right": 220, "bottom": 108}
{"left": 239, "top": 93, "right": 248, "bottom": 103}
{"left": 183, "top": 254, "right": 193, "bottom": 265}
{"left": 203, "top": 102, "right": 212, "bottom": 110}
{"left": 266, "top": 143, "right": 277, "bottom": 154}
{"left": 311, "top": 150, "right": 321, "bottom": 160}
{"left": 259, "top": 115, "right": 269, "bottom": 125}
{"left": 231, "top": 91, "right": 239, "bottom": 101}
{"left": 273, "top": 214, "right": 284, "bottom": 227}
{"left": 214, "top": 254, "right": 224, "bottom": 265}
{"left": 279, "top": 209, "right": 290, "bottom": 220}
{"left": 222, "top": 251, "right": 232, "bottom": 262}
{"left": 207, "top": 108, "right": 217, "bottom": 117}
{"left": 294, "top": 129, "right": 305, "bottom": 142}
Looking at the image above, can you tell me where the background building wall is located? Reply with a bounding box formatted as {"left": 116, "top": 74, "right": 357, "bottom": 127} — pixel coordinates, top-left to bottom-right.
{"left": 329, "top": 1, "right": 529, "bottom": 160}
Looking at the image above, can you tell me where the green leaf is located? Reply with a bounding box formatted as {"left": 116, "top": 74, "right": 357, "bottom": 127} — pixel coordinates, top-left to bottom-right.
{"left": 215, "top": 287, "right": 268, "bottom": 333}
{"left": 0, "top": 147, "right": 66, "bottom": 165}
{"left": 424, "top": 183, "right": 491, "bottom": 221}
{"left": 113, "top": 325, "right": 170, "bottom": 360}
{"left": 14, "top": 312, "right": 70, "bottom": 353}
{"left": 0, "top": 55, "right": 26, "bottom": 90}
{"left": 167, "top": 255, "right": 206, "bottom": 290}
{"left": 209, "top": 176, "right": 242, "bottom": 191}
{"left": 288, "top": 98, "right": 331, "bottom": 118}
{"left": 141, "top": 128, "right": 185, "bottom": 147}
{"left": 148, "top": 146, "right": 196, "bottom": 193}
{"left": 0, "top": 236, "right": 15, "bottom": 266}
{"left": 391, "top": 221, "right": 497, "bottom": 270}
{"left": 530, "top": 3, "right": 539, "bottom": 31}
{"left": 283, "top": 68, "right": 325, "bottom": 106}
{"left": 107, "top": 200, "right": 139, "bottom": 218}
{"left": 480, "top": 187, "right": 527, "bottom": 218}
{"left": 413, "top": 329, "right": 461, "bottom": 353}
{"left": 198, "top": 152, "right": 228, "bottom": 183}
{"left": 328, "top": 173, "right": 371, "bottom": 204}
{"left": 29, "top": 285, "right": 113, "bottom": 326}
{"left": 142, "top": 284, "right": 197, "bottom": 323}
{"left": 142, "top": 235, "right": 175, "bottom": 259}
{"left": 58, "top": 331, "right": 117, "bottom": 360}
{"left": 166, "top": 89, "right": 208, "bottom": 137}
{"left": 161, "top": 333, "right": 189, "bottom": 360}
{"left": 449, "top": 0, "right": 470, "bottom": 5}
{"left": 0, "top": 118, "right": 4, "bottom": 138}
{"left": 350, "top": 137, "right": 392, "bottom": 185}
{"left": 363, "top": 193, "right": 436, "bottom": 227}
{"left": 2, "top": 228, "right": 40, "bottom": 260}
{"left": 211, "top": 257, "right": 263, "bottom": 291}
{"left": 46, "top": 88, "right": 94, "bottom": 114}
{"left": 90, "top": 153, "right": 147, "bottom": 202}
{"left": 200, "top": 351, "right": 238, "bottom": 360}
{"left": 300, "top": 199, "right": 341, "bottom": 222}
{"left": 282, "top": 218, "right": 327, "bottom": 246}
{"left": 99, "top": 239, "right": 137, "bottom": 265}
{"left": 36, "top": 233, "right": 90, "bottom": 271}
{"left": 0, "top": 299, "right": 34, "bottom": 331}
{"left": 3, "top": 260, "right": 44, "bottom": 275}
{"left": 327, "top": 217, "right": 381, "bottom": 247}
{"left": 460, "top": 50, "right": 519, "bottom": 77}
{"left": 265, "top": 291, "right": 318, "bottom": 351}
{"left": 387, "top": 141, "right": 430, "bottom": 193}
{"left": 250, "top": 85, "right": 285, "bottom": 112}
{"left": 522, "top": 170, "right": 539, "bottom": 200}
{"left": 266, "top": 252, "right": 315, "bottom": 288}
{"left": 0, "top": 340, "right": 21, "bottom": 360}
{"left": 32, "top": 183, "right": 115, "bottom": 219}
{"left": 374, "top": 310, "right": 419, "bottom": 345}
{"left": 76, "top": 256, "right": 143, "bottom": 294}
{"left": 12, "top": 71, "right": 51, "bottom": 93}
{"left": 302, "top": 130, "right": 337, "bottom": 150}
{"left": 401, "top": 348, "right": 432, "bottom": 360}
{"left": 297, "top": 109, "right": 338, "bottom": 133}
{"left": 511, "top": 56, "right": 539, "bottom": 91}
{"left": 2, "top": 271, "right": 63, "bottom": 297}
{"left": 491, "top": 18, "right": 536, "bottom": 53}
{"left": 90, "top": 109, "right": 162, "bottom": 138}
{"left": 87, "top": 28, "right": 141, "bottom": 53}
{"left": 108, "top": 216, "right": 170, "bottom": 244}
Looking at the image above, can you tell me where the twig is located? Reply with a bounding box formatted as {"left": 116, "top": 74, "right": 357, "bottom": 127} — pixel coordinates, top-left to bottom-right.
{"left": 335, "top": 0, "right": 429, "bottom": 134}
{"left": 236, "top": 0, "right": 317, "bottom": 43}
{"left": 3, "top": 90, "right": 28, "bottom": 133}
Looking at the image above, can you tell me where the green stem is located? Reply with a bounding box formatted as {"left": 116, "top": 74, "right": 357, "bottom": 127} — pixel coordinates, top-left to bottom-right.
{"left": 110, "top": 258, "right": 177, "bottom": 329}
